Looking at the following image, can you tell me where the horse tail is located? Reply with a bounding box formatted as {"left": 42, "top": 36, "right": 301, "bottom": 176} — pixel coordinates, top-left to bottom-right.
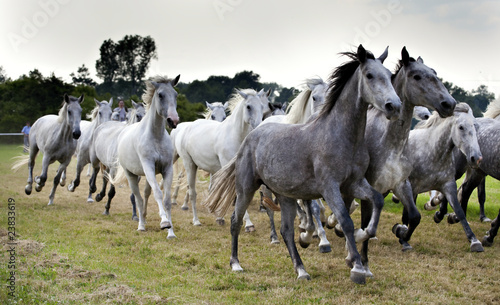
{"left": 11, "top": 154, "right": 30, "bottom": 172}
{"left": 107, "top": 162, "right": 127, "bottom": 186}
{"left": 202, "top": 156, "right": 237, "bottom": 217}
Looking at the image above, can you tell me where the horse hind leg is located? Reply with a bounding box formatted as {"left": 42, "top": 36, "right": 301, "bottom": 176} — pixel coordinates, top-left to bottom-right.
{"left": 130, "top": 194, "right": 139, "bottom": 221}
{"left": 25, "top": 150, "right": 38, "bottom": 195}
{"left": 311, "top": 200, "right": 331, "bottom": 253}
{"left": 47, "top": 163, "right": 67, "bottom": 205}
{"left": 35, "top": 154, "right": 50, "bottom": 192}
{"left": 477, "top": 178, "right": 491, "bottom": 222}
{"left": 59, "top": 169, "right": 66, "bottom": 187}
{"left": 391, "top": 181, "right": 421, "bottom": 251}
{"left": 102, "top": 184, "right": 116, "bottom": 216}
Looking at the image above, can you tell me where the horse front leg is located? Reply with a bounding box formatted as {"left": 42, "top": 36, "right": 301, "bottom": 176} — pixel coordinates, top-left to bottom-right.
{"left": 322, "top": 184, "right": 366, "bottom": 284}
{"left": 59, "top": 169, "right": 66, "bottom": 187}
{"left": 442, "top": 181, "right": 484, "bottom": 252}
{"left": 455, "top": 170, "right": 485, "bottom": 223}
{"left": 35, "top": 154, "right": 50, "bottom": 192}
{"left": 183, "top": 159, "right": 201, "bottom": 226}
{"left": 477, "top": 178, "right": 490, "bottom": 222}
{"left": 124, "top": 172, "right": 146, "bottom": 231}
{"left": 311, "top": 199, "right": 332, "bottom": 253}
{"left": 391, "top": 180, "right": 421, "bottom": 251}
{"left": 161, "top": 167, "right": 176, "bottom": 239}
{"left": 142, "top": 165, "right": 170, "bottom": 230}
{"left": 68, "top": 155, "right": 85, "bottom": 192}
{"left": 482, "top": 208, "right": 500, "bottom": 247}
{"left": 48, "top": 162, "right": 68, "bottom": 205}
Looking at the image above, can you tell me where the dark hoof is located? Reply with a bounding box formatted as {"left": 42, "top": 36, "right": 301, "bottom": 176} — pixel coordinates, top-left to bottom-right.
{"left": 470, "top": 241, "right": 484, "bottom": 252}
{"left": 482, "top": 235, "right": 493, "bottom": 247}
{"left": 298, "top": 238, "right": 310, "bottom": 249}
{"left": 35, "top": 185, "right": 43, "bottom": 192}
{"left": 132, "top": 215, "right": 139, "bottom": 222}
{"left": 401, "top": 241, "right": 413, "bottom": 252}
{"left": 216, "top": 219, "right": 225, "bottom": 226}
{"left": 181, "top": 206, "right": 189, "bottom": 211}
{"left": 447, "top": 213, "right": 459, "bottom": 224}
{"left": 350, "top": 269, "right": 366, "bottom": 285}
{"left": 434, "top": 212, "right": 444, "bottom": 223}
{"left": 25, "top": 186, "right": 32, "bottom": 195}
{"left": 245, "top": 225, "right": 255, "bottom": 233}
{"left": 481, "top": 217, "right": 492, "bottom": 223}
{"left": 95, "top": 194, "right": 103, "bottom": 202}
{"left": 392, "top": 224, "right": 408, "bottom": 239}
{"left": 319, "top": 244, "right": 332, "bottom": 253}
{"left": 102, "top": 210, "right": 109, "bottom": 216}
{"left": 391, "top": 195, "right": 400, "bottom": 204}
{"left": 334, "top": 226, "right": 345, "bottom": 238}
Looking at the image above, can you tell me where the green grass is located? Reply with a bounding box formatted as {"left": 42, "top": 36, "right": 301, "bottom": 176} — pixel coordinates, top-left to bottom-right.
{"left": 1, "top": 144, "right": 500, "bottom": 304}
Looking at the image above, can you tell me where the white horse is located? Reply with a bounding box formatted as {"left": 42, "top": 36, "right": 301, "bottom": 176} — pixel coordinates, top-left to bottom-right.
{"left": 13, "top": 94, "right": 84, "bottom": 205}
{"left": 89, "top": 100, "right": 146, "bottom": 218}
{"left": 67, "top": 98, "right": 113, "bottom": 202}
{"left": 111, "top": 75, "right": 180, "bottom": 238}
{"left": 171, "top": 89, "right": 272, "bottom": 227}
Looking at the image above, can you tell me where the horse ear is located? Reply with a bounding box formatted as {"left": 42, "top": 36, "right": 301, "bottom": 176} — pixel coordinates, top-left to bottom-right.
{"left": 172, "top": 74, "right": 181, "bottom": 87}
{"left": 206, "top": 101, "right": 213, "bottom": 110}
{"left": 282, "top": 102, "right": 288, "bottom": 110}
{"left": 269, "top": 102, "right": 276, "bottom": 112}
{"left": 417, "top": 56, "right": 424, "bottom": 64}
{"left": 401, "top": 46, "right": 410, "bottom": 66}
{"left": 151, "top": 81, "right": 159, "bottom": 89}
{"left": 78, "top": 94, "right": 84, "bottom": 104}
{"left": 109, "top": 97, "right": 113, "bottom": 106}
{"left": 357, "top": 44, "right": 367, "bottom": 63}
{"left": 131, "top": 100, "right": 138, "bottom": 108}
{"left": 378, "top": 46, "right": 389, "bottom": 63}
{"left": 64, "top": 93, "right": 70, "bottom": 103}
{"left": 237, "top": 90, "right": 248, "bottom": 99}
{"left": 94, "top": 98, "right": 101, "bottom": 107}
{"left": 223, "top": 101, "right": 229, "bottom": 109}
{"left": 266, "top": 88, "right": 272, "bottom": 97}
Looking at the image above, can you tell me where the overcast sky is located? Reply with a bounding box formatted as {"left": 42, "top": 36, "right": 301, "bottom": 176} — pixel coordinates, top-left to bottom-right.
{"left": 1, "top": 0, "right": 499, "bottom": 98}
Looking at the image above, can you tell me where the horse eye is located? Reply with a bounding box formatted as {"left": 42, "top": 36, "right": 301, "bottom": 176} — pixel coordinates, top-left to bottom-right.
{"left": 246, "top": 105, "right": 251, "bottom": 110}
{"left": 68, "top": 110, "right": 72, "bottom": 116}
{"left": 366, "top": 73, "right": 373, "bottom": 79}
{"left": 312, "top": 96, "right": 317, "bottom": 102}
{"left": 459, "top": 125, "right": 464, "bottom": 130}
{"left": 413, "top": 75, "right": 422, "bottom": 81}
{"left": 211, "top": 115, "right": 215, "bottom": 120}
{"left": 158, "top": 92, "right": 164, "bottom": 99}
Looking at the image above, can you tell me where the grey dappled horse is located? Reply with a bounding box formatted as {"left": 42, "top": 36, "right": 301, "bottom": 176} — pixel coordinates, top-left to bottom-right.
{"left": 360, "top": 47, "right": 457, "bottom": 252}
{"left": 111, "top": 75, "right": 180, "bottom": 238}
{"left": 67, "top": 98, "right": 113, "bottom": 202}
{"left": 204, "top": 45, "right": 401, "bottom": 284}
{"left": 406, "top": 103, "right": 483, "bottom": 251}
{"left": 13, "top": 94, "right": 84, "bottom": 205}
{"left": 171, "top": 89, "right": 272, "bottom": 227}
{"left": 89, "top": 101, "right": 146, "bottom": 219}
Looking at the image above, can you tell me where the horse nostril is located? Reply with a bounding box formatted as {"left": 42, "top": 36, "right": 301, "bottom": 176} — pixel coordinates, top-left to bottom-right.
{"left": 73, "top": 131, "right": 81, "bottom": 139}
{"left": 441, "top": 100, "right": 454, "bottom": 110}
{"left": 385, "top": 103, "right": 394, "bottom": 112}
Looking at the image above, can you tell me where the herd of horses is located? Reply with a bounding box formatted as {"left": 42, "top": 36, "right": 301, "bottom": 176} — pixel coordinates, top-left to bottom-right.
{"left": 12, "top": 45, "right": 500, "bottom": 285}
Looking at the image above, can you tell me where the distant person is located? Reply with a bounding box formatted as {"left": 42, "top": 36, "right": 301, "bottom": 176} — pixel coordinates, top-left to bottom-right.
{"left": 22, "top": 121, "right": 31, "bottom": 152}
{"left": 113, "top": 100, "right": 128, "bottom": 122}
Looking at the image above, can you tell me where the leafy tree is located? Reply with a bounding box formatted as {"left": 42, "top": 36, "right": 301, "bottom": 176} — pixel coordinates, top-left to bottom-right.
{"left": 70, "top": 64, "right": 97, "bottom": 87}
{"left": 0, "top": 66, "right": 7, "bottom": 83}
{"left": 95, "top": 39, "right": 118, "bottom": 84}
{"left": 231, "top": 70, "right": 260, "bottom": 89}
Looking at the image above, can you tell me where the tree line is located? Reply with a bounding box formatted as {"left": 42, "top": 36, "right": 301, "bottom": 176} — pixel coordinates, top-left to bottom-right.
{"left": 0, "top": 34, "right": 495, "bottom": 133}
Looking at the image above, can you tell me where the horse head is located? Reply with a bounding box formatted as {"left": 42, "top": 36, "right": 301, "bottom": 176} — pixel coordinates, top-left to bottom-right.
{"left": 151, "top": 74, "right": 180, "bottom": 128}
{"left": 94, "top": 97, "right": 113, "bottom": 125}
{"left": 452, "top": 103, "right": 482, "bottom": 169}
{"left": 64, "top": 93, "right": 84, "bottom": 139}
{"left": 396, "top": 46, "right": 456, "bottom": 118}
{"left": 357, "top": 45, "right": 401, "bottom": 120}
{"left": 206, "top": 101, "right": 228, "bottom": 122}
{"left": 237, "top": 90, "right": 264, "bottom": 130}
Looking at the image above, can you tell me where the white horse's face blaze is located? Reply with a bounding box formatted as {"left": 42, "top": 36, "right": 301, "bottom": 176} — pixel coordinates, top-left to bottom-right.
{"left": 358, "top": 56, "right": 401, "bottom": 120}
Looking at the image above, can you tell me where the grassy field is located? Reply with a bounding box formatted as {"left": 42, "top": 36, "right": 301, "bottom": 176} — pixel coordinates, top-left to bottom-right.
{"left": 1, "top": 143, "right": 499, "bottom": 304}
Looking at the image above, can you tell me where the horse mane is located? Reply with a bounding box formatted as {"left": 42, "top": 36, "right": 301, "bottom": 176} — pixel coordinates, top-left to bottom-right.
{"left": 227, "top": 89, "right": 258, "bottom": 115}
{"left": 142, "top": 75, "right": 176, "bottom": 111}
{"left": 285, "top": 77, "right": 326, "bottom": 123}
{"left": 57, "top": 95, "right": 79, "bottom": 123}
{"left": 319, "top": 50, "right": 375, "bottom": 117}
{"left": 483, "top": 98, "right": 500, "bottom": 119}
{"left": 86, "top": 105, "right": 99, "bottom": 120}
{"left": 392, "top": 57, "right": 416, "bottom": 81}
{"left": 414, "top": 103, "right": 471, "bottom": 130}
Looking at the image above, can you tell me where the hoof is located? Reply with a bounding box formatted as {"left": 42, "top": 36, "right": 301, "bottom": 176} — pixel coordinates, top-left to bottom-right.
{"left": 245, "top": 225, "right": 255, "bottom": 233}
{"left": 391, "top": 195, "right": 400, "bottom": 204}
{"left": 350, "top": 268, "right": 366, "bottom": 285}
{"left": 47, "top": 200, "right": 54, "bottom": 206}
{"left": 193, "top": 220, "right": 202, "bottom": 226}
{"left": 35, "top": 185, "right": 43, "bottom": 192}
{"left": 167, "top": 231, "right": 177, "bottom": 239}
{"left": 401, "top": 242, "right": 413, "bottom": 252}
{"left": 160, "top": 220, "right": 172, "bottom": 230}
{"left": 87, "top": 198, "right": 94, "bottom": 203}
{"left": 67, "top": 184, "right": 74, "bottom": 192}
{"left": 326, "top": 214, "right": 337, "bottom": 229}
{"left": 60, "top": 181, "right": 65, "bottom": 187}
{"left": 181, "top": 206, "right": 189, "bottom": 211}
{"left": 231, "top": 262, "right": 243, "bottom": 272}
{"left": 132, "top": 215, "right": 139, "bottom": 222}
{"left": 25, "top": 185, "right": 32, "bottom": 195}
{"left": 334, "top": 226, "right": 345, "bottom": 238}
{"left": 482, "top": 235, "right": 493, "bottom": 247}
{"left": 102, "top": 210, "right": 109, "bottom": 216}
{"left": 216, "top": 218, "right": 225, "bottom": 226}
{"left": 470, "top": 240, "right": 484, "bottom": 252}
{"left": 298, "top": 237, "right": 310, "bottom": 249}
{"left": 433, "top": 212, "right": 444, "bottom": 223}
{"left": 95, "top": 194, "right": 104, "bottom": 202}
{"left": 319, "top": 244, "right": 332, "bottom": 253}
{"left": 270, "top": 238, "right": 280, "bottom": 245}
{"left": 424, "top": 201, "right": 438, "bottom": 211}
{"left": 137, "top": 224, "right": 146, "bottom": 231}
{"left": 297, "top": 273, "right": 311, "bottom": 281}
{"left": 447, "top": 213, "right": 459, "bottom": 224}
{"left": 481, "top": 217, "right": 492, "bottom": 223}
{"left": 392, "top": 223, "right": 408, "bottom": 239}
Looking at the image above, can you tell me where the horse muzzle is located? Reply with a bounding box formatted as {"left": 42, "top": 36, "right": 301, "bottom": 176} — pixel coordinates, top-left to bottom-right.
{"left": 167, "top": 117, "right": 179, "bottom": 129}
{"left": 73, "top": 130, "right": 81, "bottom": 140}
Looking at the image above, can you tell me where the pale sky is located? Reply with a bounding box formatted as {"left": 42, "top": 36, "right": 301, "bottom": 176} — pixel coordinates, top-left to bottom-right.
{"left": 1, "top": 0, "right": 499, "bottom": 98}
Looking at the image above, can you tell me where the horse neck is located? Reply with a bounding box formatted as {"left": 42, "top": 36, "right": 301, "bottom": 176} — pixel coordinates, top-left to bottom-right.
{"left": 57, "top": 105, "right": 74, "bottom": 140}
{"left": 223, "top": 101, "right": 253, "bottom": 142}
{"left": 318, "top": 73, "right": 368, "bottom": 147}
{"left": 419, "top": 119, "right": 455, "bottom": 161}
{"left": 386, "top": 74, "right": 417, "bottom": 141}
{"left": 142, "top": 98, "right": 166, "bottom": 138}
{"left": 285, "top": 90, "right": 311, "bottom": 124}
